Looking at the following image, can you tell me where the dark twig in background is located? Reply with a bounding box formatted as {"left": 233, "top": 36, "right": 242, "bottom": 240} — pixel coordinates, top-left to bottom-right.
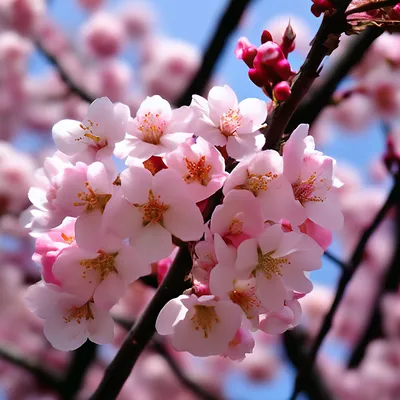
{"left": 290, "top": 178, "right": 400, "bottom": 399}
{"left": 323, "top": 250, "right": 347, "bottom": 271}
{"left": 176, "top": 0, "right": 251, "bottom": 106}
{"left": 36, "top": 41, "right": 96, "bottom": 103}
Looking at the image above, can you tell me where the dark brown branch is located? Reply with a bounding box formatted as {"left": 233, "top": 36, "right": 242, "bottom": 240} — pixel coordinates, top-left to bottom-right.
{"left": 345, "top": 0, "right": 399, "bottom": 16}
{"left": 176, "top": 0, "right": 252, "bottom": 106}
{"left": 290, "top": 178, "right": 400, "bottom": 399}
{"left": 36, "top": 41, "right": 96, "bottom": 103}
{"left": 61, "top": 341, "right": 97, "bottom": 400}
{"left": 89, "top": 245, "right": 193, "bottom": 400}
{"left": 286, "top": 26, "right": 383, "bottom": 132}
{"left": 283, "top": 329, "right": 333, "bottom": 400}
{"left": 347, "top": 203, "right": 400, "bottom": 367}
{"left": 323, "top": 250, "right": 347, "bottom": 271}
{"left": 262, "top": 0, "right": 353, "bottom": 150}
{"left": 0, "top": 345, "right": 62, "bottom": 391}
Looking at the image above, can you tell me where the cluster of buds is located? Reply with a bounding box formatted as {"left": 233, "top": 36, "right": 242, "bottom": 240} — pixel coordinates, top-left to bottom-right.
{"left": 235, "top": 24, "right": 296, "bottom": 102}
{"left": 311, "top": 0, "right": 336, "bottom": 17}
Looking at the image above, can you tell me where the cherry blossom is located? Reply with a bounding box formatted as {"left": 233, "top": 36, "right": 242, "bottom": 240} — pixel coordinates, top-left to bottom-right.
{"left": 221, "top": 328, "right": 255, "bottom": 361}
{"left": 52, "top": 97, "right": 130, "bottom": 162}
{"left": 164, "top": 136, "right": 228, "bottom": 202}
{"left": 283, "top": 124, "right": 344, "bottom": 231}
{"left": 25, "top": 281, "right": 114, "bottom": 351}
{"left": 223, "top": 150, "right": 306, "bottom": 226}
{"left": 115, "top": 163, "right": 204, "bottom": 262}
{"left": 191, "top": 85, "right": 267, "bottom": 160}
{"left": 115, "top": 95, "right": 194, "bottom": 162}
{"left": 156, "top": 294, "right": 243, "bottom": 357}
{"left": 235, "top": 224, "right": 323, "bottom": 311}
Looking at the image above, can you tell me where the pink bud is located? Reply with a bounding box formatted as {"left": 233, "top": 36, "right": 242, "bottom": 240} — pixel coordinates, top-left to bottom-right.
{"left": 120, "top": 3, "right": 155, "bottom": 39}
{"left": 261, "top": 29, "right": 273, "bottom": 44}
{"left": 273, "top": 81, "right": 291, "bottom": 101}
{"left": 274, "top": 58, "right": 293, "bottom": 80}
{"left": 248, "top": 68, "right": 265, "bottom": 87}
{"left": 4, "top": 0, "right": 45, "bottom": 35}
{"left": 81, "top": 12, "right": 126, "bottom": 58}
{"left": 255, "top": 42, "right": 282, "bottom": 66}
{"left": 235, "top": 37, "right": 257, "bottom": 67}
{"left": 281, "top": 21, "right": 296, "bottom": 56}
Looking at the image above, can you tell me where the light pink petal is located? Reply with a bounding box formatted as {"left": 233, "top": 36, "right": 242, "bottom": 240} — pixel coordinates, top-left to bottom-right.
{"left": 208, "top": 85, "right": 238, "bottom": 126}
{"left": 214, "top": 233, "right": 237, "bottom": 266}
{"left": 116, "top": 244, "right": 151, "bottom": 282}
{"left": 237, "top": 98, "right": 267, "bottom": 133}
{"left": 75, "top": 211, "right": 104, "bottom": 252}
{"left": 87, "top": 306, "right": 114, "bottom": 345}
{"left": 209, "top": 263, "right": 235, "bottom": 298}
{"left": 153, "top": 169, "right": 187, "bottom": 202}
{"left": 260, "top": 306, "right": 294, "bottom": 334}
{"left": 305, "top": 195, "right": 344, "bottom": 231}
{"left": 258, "top": 224, "right": 284, "bottom": 254}
{"left": 195, "top": 119, "right": 227, "bottom": 147}
{"left": 156, "top": 295, "right": 190, "bottom": 335}
{"left": 94, "top": 273, "right": 126, "bottom": 310}
{"left": 163, "top": 200, "right": 204, "bottom": 241}
{"left": 281, "top": 266, "right": 313, "bottom": 293}
{"left": 236, "top": 238, "right": 258, "bottom": 279}
{"left": 132, "top": 223, "right": 172, "bottom": 263}
{"left": 87, "top": 162, "right": 111, "bottom": 193}
{"left": 256, "top": 273, "right": 287, "bottom": 311}
{"left": 52, "top": 119, "right": 87, "bottom": 155}
{"left": 226, "top": 134, "right": 265, "bottom": 161}
{"left": 121, "top": 164, "right": 153, "bottom": 204}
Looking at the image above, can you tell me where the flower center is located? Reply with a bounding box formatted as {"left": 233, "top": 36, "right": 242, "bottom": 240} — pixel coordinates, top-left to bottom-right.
{"left": 64, "top": 301, "right": 94, "bottom": 324}
{"left": 80, "top": 250, "right": 119, "bottom": 282}
{"left": 191, "top": 305, "right": 220, "bottom": 339}
{"left": 74, "top": 182, "right": 112, "bottom": 214}
{"left": 255, "top": 249, "right": 289, "bottom": 280}
{"left": 229, "top": 284, "right": 261, "bottom": 318}
{"left": 292, "top": 172, "right": 325, "bottom": 205}
{"left": 137, "top": 112, "right": 166, "bottom": 145}
{"left": 236, "top": 171, "right": 278, "bottom": 196}
{"left": 219, "top": 108, "right": 243, "bottom": 137}
{"left": 135, "top": 190, "right": 169, "bottom": 225}
{"left": 184, "top": 156, "right": 212, "bottom": 186}
{"left": 76, "top": 120, "right": 108, "bottom": 149}
{"left": 228, "top": 214, "right": 244, "bottom": 236}
{"left": 61, "top": 232, "right": 74, "bottom": 244}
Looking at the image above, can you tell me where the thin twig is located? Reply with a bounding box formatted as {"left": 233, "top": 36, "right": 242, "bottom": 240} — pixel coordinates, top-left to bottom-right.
{"left": 323, "top": 250, "right": 347, "bottom": 271}
{"left": 176, "top": 0, "right": 252, "bottom": 106}
{"left": 262, "top": 0, "right": 353, "bottom": 150}
{"left": 345, "top": 0, "right": 399, "bottom": 16}
{"left": 283, "top": 329, "right": 333, "bottom": 400}
{"left": 36, "top": 41, "right": 95, "bottom": 103}
{"left": 0, "top": 345, "right": 62, "bottom": 391}
{"left": 290, "top": 178, "right": 400, "bottom": 399}
{"left": 286, "top": 26, "right": 383, "bottom": 132}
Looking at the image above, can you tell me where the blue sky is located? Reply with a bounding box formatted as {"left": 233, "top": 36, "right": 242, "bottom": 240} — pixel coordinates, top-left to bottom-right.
{"left": 19, "top": 1, "right": 387, "bottom": 399}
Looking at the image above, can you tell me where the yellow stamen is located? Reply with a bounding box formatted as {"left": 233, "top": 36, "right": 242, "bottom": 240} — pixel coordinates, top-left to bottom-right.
{"left": 191, "top": 305, "right": 220, "bottom": 339}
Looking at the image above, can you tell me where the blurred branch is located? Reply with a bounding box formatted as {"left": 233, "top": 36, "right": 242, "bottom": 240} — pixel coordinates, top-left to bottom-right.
{"left": 286, "top": 26, "right": 383, "bottom": 132}
{"left": 323, "top": 250, "right": 347, "bottom": 271}
{"left": 0, "top": 345, "right": 62, "bottom": 391}
{"left": 345, "top": 0, "right": 399, "bottom": 16}
{"left": 283, "top": 329, "right": 333, "bottom": 400}
{"left": 290, "top": 178, "right": 400, "bottom": 399}
{"left": 176, "top": 0, "right": 252, "bottom": 106}
{"left": 36, "top": 41, "right": 96, "bottom": 103}
{"left": 347, "top": 202, "right": 400, "bottom": 367}
{"left": 114, "top": 316, "right": 221, "bottom": 400}
{"left": 61, "top": 341, "right": 97, "bottom": 400}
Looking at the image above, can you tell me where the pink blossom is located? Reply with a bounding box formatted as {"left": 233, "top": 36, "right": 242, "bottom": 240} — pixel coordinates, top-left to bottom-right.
{"left": 210, "top": 190, "right": 264, "bottom": 247}
{"left": 221, "top": 328, "right": 255, "bottom": 361}
{"left": 114, "top": 164, "right": 204, "bottom": 262}
{"left": 27, "top": 158, "right": 114, "bottom": 235}
{"left": 223, "top": 150, "right": 306, "bottom": 226}
{"left": 115, "top": 95, "right": 194, "bottom": 162}
{"left": 53, "top": 235, "right": 149, "bottom": 310}
{"left": 164, "top": 137, "right": 228, "bottom": 202}
{"left": 235, "top": 224, "right": 323, "bottom": 311}
{"left": 191, "top": 85, "right": 267, "bottom": 160}
{"left": 25, "top": 281, "right": 114, "bottom": 351}
{"left": 283, "top": 124, "right": 344, "bottom": 231}
{"left": 32, "top": 217, "right": 76, "bottom": 285}
{"left": 52, "top": 97, "right": 130, "bottom": 162}
{"left": 156, "top": 294, "right": 242, "bottom": 357}
{"left": 192, "top": 229, "right": 217, "bottom": 282}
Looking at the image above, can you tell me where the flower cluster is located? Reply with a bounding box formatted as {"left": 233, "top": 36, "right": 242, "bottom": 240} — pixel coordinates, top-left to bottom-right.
{"left": 24, "top": 85, "right": 342, "bottom": 358}
{"left": 235, "top": 26, "right": 296, "bottom": 102}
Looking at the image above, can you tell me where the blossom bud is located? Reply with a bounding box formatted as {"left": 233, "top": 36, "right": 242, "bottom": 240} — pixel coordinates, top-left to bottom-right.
{"left": 281, "top": 21, "right": 296, "bottom": 56}
{"left": 273, "top": 81, "right": 291, "bottom": 101}
{"left": 248, "top": 68, "right": 265, "bottom": 87}
{"left": 255, "top": 42, "right": 282, "bottom": 66}
{"left": 260, "top": 29, "right": 273, "bottom": 44}
{"left": 274, "top": 58, "right": 293, "bottom": 80}
{"left": 235, "top": 37, "right": 257, "bottom": 68}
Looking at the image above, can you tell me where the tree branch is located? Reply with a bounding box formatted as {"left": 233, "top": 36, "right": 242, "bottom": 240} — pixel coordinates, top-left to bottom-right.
{"left": 286, "top": 26, "right": 383, "bottom": 133}
{"left": 283, "top": 329, "right": 333, "bottom": 400}
{"left": 345, "top": 0, "right": 399, "bottom": 16}
{"left": 261, "top": 0, "right": 353, "bottom": 150}
{"left": 323, "top": 250, "right": 347, "bottom": 271}
{"left": 0, "top": 345, "right": 62, "bottom": 392}
{"left": 176, "top": 0, "right": 252, "bottom": 106}
{"left": 35, "top": 41, "right": 96, "bottom": 103}
{"left": 290, "top": 178, "right": 400, "bottom": 399}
